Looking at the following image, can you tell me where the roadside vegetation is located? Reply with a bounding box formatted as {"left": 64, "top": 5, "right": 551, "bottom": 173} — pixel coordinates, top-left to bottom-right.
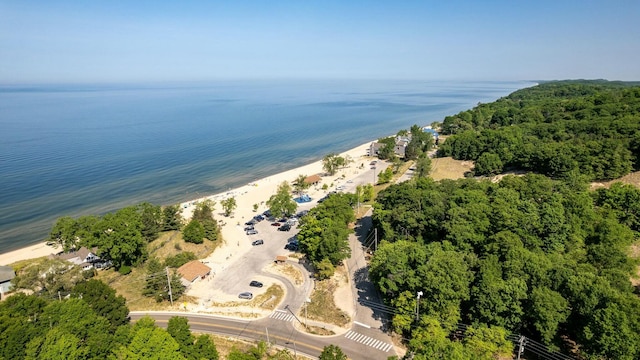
{"left": 305, "top": 272, "right": 351, "bottom": 329}
{"left": 0, "top": 284, "right": 307, "bottom": 359}
{"left": 296, "top": 193, "right": 354, "bottom": 279}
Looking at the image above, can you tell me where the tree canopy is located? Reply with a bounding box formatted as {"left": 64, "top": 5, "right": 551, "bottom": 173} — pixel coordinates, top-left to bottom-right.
{"left": 297, "top": 193, "right": 354, "bottom": 278}
{"left": 437, "top": 81, "right": 640, "bottom": 180}
{"left": 370, "top": 174, "right": 640, "bottom": 359}
{"left": 266, "top": 182, "right": 297, "bottom": 218}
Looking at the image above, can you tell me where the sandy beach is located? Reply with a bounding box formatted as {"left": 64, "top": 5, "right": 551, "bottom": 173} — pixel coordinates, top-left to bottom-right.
{"left": 0, "top": 141, "right": 374, "bottom": 267}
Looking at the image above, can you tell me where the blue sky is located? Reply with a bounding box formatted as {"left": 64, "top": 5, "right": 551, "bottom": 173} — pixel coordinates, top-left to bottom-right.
{"left": 1, "top": 0, "right": 638, "bottom": 83}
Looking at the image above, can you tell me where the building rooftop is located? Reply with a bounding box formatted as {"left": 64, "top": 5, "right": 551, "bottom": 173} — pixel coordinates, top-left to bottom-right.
{"left": 0, "top": 265, "right": 15, "bottom": 283}
{"left": 177, "top": 261, "right": 211, "bottom": 282}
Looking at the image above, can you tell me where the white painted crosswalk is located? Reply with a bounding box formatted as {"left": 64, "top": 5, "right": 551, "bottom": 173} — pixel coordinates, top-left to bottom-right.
{"left": 269, "top": 309, "right": 295, "bottom": 322}
{"left": 344, "top": 330, "right": 393, "bottom": 352}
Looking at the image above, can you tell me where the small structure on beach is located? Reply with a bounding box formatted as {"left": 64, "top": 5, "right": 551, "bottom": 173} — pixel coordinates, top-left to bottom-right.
{"left": 177, "top": 261, "right": 212, "bottom": 286}
{"left": 275, "top": 255, "right": 287, "bottom": 264}
{"left": 0, "top": 266, "right": 15, "bottom": 298}
{"left": 304, "top": 174, "right": 322, "bottom": 186}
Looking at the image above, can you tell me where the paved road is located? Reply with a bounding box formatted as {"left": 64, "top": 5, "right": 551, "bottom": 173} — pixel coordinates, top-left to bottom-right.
{"left": 131, "top": 311, "right": 396, "bottom": 359}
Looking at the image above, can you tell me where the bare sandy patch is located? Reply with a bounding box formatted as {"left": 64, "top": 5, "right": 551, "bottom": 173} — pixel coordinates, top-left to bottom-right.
{"left": 590, "top": 170, "right": 640, "bottom": 190}
{"left": 265, "top": 262, "right": 305, "bottom": 286}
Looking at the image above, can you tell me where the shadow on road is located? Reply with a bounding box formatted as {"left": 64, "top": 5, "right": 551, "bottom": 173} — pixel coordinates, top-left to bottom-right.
{"left": 350, "top": 213, "right": 393, "bottom": 331}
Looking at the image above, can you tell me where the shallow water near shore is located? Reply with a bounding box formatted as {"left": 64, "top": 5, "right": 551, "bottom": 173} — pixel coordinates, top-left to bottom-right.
{"left": 0, "top": 79, "right": 531, "bottom": 253}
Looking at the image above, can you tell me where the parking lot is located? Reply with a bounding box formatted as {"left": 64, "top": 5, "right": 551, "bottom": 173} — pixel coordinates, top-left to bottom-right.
{"left": 186, "top": 160, "right": 389, "bottom": 305}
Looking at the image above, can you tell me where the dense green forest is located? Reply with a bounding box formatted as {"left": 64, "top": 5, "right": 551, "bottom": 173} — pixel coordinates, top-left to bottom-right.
{"left": 371, "top": 171, "right": 640, "bottom": 359}
{"left": 437, "top": 81, "right": 640, "bottom": 179}
{"left": 0, "top": 279, "right": 325, "bottom": 359}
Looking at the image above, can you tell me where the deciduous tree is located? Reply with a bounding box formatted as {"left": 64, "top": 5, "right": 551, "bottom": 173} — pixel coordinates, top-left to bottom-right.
{"left": 266, "top": 182, "right": 297, "bottom": 217}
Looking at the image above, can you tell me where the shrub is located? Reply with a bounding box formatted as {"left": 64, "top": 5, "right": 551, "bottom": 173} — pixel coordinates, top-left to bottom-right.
{"left": 118, "top": 266, "right": 132, "bottom": 275}
{"left": 164, "top": 252, "right": 197, "bottom": 268}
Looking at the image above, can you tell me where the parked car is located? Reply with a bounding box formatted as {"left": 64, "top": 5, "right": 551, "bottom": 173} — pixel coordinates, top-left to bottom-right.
{"left": 252, "top": 239, "right": 264, "bottom": 246}
{"left": 263, "top": 210, "right": 272, "bottom": 217}
{"left": 244, "top": 225, "right": 255, "bottom": 231}
{"left": 284, "top": 243, "right": 298, "bottom": 251}
{"left": 253, "top": 215, "right": 265, "bottom": 221}
{"left": 278, "top": 224, "right": 291, "bottom": 231}
{"left": 296, "top": 210, "right": 309, "bottom": 217}
{"left": 246, "top": 229, "right": 258, "bottom": 235}
{"left": 271, "top": 222, "right": 281, "bottom": 227}
{"left": 238, "top": 292, "right": 253, "bottom": 300}
{"left": 245, "top": 219, "right": 256, "bottom": 226}
{"left": 249, "top": 280, "right": 263, "bottom": 288}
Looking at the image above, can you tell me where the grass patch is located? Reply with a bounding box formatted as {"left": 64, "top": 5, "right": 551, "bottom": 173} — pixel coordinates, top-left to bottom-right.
{"left": 304, "top": 325, "right": 335, "bottom": 336}
{"left": 306, "top": 279, "right": 350, "bottom": 327}
{"left": 147, "top": 231, "right": 219, "bottom": 260}
{"left": 95, "top": 230, "right": 222, "bottom": 311}
{"left": 96, "top": 267, "right": 174, "bottom": 311}
{"left": 429, "top": 157, "right": 474, "bottom": 181}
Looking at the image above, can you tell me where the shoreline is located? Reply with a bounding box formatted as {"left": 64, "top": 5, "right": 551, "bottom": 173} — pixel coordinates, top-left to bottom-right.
{"left": 0, "top": 140, "right": 374, "bottom": 266}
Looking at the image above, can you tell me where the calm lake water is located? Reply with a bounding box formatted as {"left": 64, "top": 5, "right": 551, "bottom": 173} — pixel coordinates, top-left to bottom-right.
{"left": 0, "top": 79, "right": 532, "bottom": 253}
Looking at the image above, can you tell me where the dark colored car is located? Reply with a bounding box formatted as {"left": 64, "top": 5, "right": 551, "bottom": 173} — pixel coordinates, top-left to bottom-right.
{"left": 244, "top": 225, "right": 255, "bottom": 231}
{"left": 252, "top": 239, "right": 264, "bottom": 246}
{"left": 238, "top": 292, "right": 253, "bottom": 299}
{"left": 246, "top": 229, "right": 258, "bottom": 235}
{"left": 271, "top": 222, "right": 281, "bottom": 227}
{"left": 278, "top": 224, "right": 291, "bottom": 231}
{"left": 285, "top": 243, "right": 298, "bottom": 251}
{"left": 253, "top": 214, "right": 265, "bottom": 221}
{"left": 249, "top": 280, "right": 263, "bottom": 288}
{"left": 245, "top": 219, "right": 256, "bottom": 226}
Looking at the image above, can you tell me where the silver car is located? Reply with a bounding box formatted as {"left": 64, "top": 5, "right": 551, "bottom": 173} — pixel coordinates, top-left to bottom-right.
{"left": 238, "top": 292, "right": 253, "bottom": 300}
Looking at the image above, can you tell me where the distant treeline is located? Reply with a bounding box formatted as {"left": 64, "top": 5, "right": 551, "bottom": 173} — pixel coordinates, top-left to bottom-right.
{"left": 437, "top": 80, "right": 640, "bottom": 179}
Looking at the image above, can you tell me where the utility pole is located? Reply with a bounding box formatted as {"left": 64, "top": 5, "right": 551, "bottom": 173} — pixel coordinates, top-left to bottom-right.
{"left": 266, "top": 327, "right": 270, "bottom": 345}
{"left": 374, "top": 228, "right": 378, "bottom": 251}
{"left": 516, "top": 336, "right": 526, "bottom": 360}
{"left": 166, "top": 267, "right": 174, "bottom": 306}
{"left": 415, "top": 291, "right": 423, "bottom": 322}
{"left": 284, "top": 304, "right": 307, "bottom": 330}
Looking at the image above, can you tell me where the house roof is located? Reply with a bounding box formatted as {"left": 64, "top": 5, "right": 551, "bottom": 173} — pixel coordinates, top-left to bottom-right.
{"left": 177, "top": 261, "right": 211, "bottom": 282}
{"left": 56, "top": 247, "right": 97, "bottom": 262}
{"left": 304, "top": 174, "right": 322, "bottom": 184}
{"left": 0, "top": 266, "right": 15, "bottom": 283}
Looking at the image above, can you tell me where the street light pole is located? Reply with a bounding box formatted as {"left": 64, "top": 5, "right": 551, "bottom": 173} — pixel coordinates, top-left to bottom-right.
{"left": 415, "top": 291, "right": 423, "bottom": 322}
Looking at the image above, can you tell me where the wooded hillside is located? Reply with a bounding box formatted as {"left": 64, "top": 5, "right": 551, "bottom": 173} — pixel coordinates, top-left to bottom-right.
{"left": 437, "top": 81, "right": 640, "bottom": 180}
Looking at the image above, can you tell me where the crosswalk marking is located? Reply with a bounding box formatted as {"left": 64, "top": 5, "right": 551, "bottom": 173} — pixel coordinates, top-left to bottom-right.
{"left": 269, "top": 309, "right": 295, "bottom": 322}
{"left": 344, "top": 330, "right": 393, "bottom": 352}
